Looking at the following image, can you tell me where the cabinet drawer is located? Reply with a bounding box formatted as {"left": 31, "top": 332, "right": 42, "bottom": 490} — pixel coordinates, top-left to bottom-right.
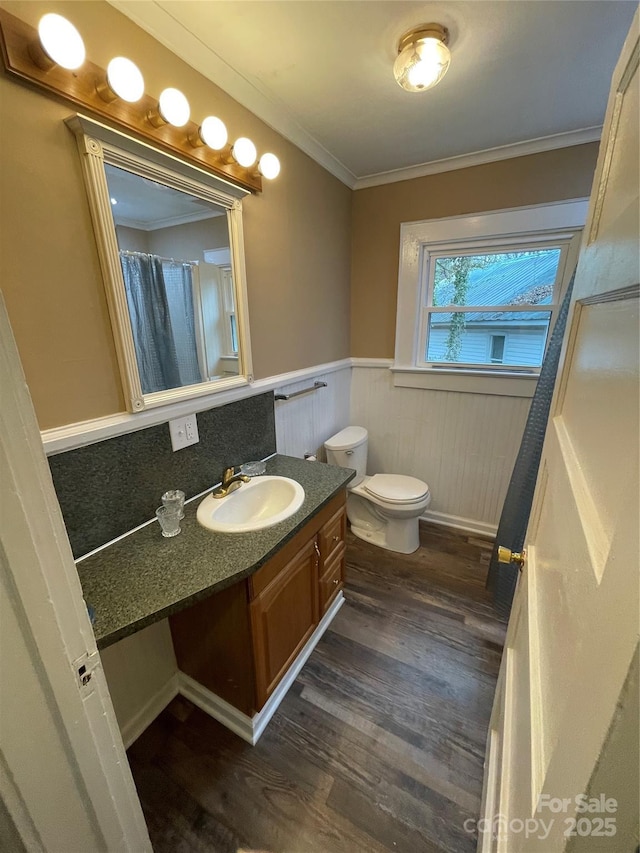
{"left": 319, "top": 545, "right": 344, "bottom": 614}
{"left": 319, "top": 505, "right": 347, "bottom": 563}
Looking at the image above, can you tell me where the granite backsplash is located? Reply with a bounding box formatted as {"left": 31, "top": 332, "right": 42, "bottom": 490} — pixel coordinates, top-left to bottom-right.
{"left": 49, "top": 392, "right": 276, "bottom": 558}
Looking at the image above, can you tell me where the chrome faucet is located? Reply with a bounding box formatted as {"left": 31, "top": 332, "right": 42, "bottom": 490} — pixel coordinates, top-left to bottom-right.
{"left": 212, "top": 466, "right": 251, "bottom": 499}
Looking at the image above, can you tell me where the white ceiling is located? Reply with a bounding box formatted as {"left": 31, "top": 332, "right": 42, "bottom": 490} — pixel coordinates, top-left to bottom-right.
{"left": 105, "top": 164, "right": 224, "bottom": 230}
{"left": 111, "top": 1, "right": 637, "bottom": 188}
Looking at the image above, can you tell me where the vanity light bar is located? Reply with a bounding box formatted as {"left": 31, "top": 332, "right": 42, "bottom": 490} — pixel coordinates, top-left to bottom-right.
{"left": 0, "top": 8, "right": 282, "bottom": 191}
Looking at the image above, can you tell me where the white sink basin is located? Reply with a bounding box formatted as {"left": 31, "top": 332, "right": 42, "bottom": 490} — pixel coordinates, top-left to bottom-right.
{"left": 197, "top": 475, "right": 305, "bottom": 533}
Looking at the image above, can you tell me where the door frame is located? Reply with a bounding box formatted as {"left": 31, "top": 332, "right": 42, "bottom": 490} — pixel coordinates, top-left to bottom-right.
{"left": 0, "top": 292, "right": 151, "bottom": 850}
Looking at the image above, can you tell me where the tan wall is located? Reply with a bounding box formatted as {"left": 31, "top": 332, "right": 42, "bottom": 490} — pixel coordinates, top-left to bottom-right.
{"left": 350, "top": 144, "right": 600, "bottom": 357}
{"left": 0, "top": 0, "right": 351, "bottom": 429}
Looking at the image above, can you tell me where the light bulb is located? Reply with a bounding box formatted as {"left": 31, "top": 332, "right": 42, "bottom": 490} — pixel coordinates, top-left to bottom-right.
{"left": 258, "top": 153, "right": 281, "bottom": 180}
{"left": 200, "top": 116, "right": 228, "bottom": 150}
{"left": 106, "top": 57, "right": 144, "bottom": 103}
{"left": 232, "top": 137, "right": 257, "bottom": 168}
{"left": 407, "top": 56, "right": 441, "bottom": 90}
{"left": 158, "top": 88, "right": 190, "bottom": 127}
{"left": 37, "top": 13, "right": 85, "bottom": 70}
{"left": 393, "top": 25, "right": 451, "bottom": 93}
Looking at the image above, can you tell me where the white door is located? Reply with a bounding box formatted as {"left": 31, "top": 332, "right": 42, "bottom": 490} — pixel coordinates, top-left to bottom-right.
{"left": 0, "top": 292, "right": 151, "bottom": 851}
{"left": 479, "top": 15, "right": 639, "bottom": 853}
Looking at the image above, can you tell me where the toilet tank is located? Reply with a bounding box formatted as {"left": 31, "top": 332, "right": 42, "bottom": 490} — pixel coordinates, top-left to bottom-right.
{"left": 324, "top": 426, "right": 368, "bottom": 484}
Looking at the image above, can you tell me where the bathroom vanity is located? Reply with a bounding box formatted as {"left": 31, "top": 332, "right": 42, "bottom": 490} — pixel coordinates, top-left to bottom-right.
{"left": 170, "top": 490, "right": 346, "bottom": 717}
{"left": 76, "top": 455, "right": 353, "bottom": 743}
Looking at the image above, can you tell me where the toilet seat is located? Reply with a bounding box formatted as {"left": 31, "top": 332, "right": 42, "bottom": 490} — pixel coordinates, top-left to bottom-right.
{"left": 363, "top": 473, "right": 430, "bottom": 505}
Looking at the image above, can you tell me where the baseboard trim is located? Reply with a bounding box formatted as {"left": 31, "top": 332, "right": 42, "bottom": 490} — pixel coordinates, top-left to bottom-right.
{"left": 422, "top": 509, "right": 497, "bottom": 539}
{"left": 120, "top": 674, "right": 179, "bottom": 749}
{"left": 178, "top": 673, "right": 255, "bottom": 742}
{"left": 178, "top": 592, "right": 345, "bottom": 745}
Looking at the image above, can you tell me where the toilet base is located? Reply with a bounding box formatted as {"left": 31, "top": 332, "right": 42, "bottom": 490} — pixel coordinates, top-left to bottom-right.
{"left": 350, "top": 519, "right": 420, "bottom": 555}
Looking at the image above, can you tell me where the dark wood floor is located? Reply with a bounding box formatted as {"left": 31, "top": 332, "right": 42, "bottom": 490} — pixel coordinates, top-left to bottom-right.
{"left": 127, "top": 524, "right": 506, "bottom": 853}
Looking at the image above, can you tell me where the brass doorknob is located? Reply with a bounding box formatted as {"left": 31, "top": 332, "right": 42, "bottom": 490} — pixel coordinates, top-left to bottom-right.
{"left": 497, "top": 546, "right": 526, "bottom": 567}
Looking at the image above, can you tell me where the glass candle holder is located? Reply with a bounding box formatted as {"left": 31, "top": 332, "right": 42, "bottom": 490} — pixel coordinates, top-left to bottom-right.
{"left": 156, "top": 506, "right": 181, "bottom": 537}
{"left": 161, "top": 489, "right": 185, "bottom": 518}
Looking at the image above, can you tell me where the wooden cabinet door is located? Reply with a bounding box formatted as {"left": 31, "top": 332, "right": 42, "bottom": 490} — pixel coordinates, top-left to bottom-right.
{"left": 250, "top": 538, "right": 319, "bottom": 709}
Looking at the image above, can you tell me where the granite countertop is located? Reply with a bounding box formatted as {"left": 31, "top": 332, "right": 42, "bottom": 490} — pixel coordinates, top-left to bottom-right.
{"left": 77, "top": 455, "right": 354, "bottom": 650}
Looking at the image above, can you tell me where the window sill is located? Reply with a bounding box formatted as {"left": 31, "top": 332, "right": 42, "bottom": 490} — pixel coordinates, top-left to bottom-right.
{"left": 390, "top": 366, "right": 538, "bottom": 397}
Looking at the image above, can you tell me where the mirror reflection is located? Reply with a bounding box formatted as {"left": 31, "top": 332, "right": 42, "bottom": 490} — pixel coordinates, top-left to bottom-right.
{"left": 105, "top": 164, "right": 239, "bottom": 394}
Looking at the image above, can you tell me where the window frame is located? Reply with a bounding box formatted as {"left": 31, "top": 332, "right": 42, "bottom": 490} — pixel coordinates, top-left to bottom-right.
{"left": 394, "top": 200, "right": 588, "bottom": 396}
{"left": 418, "top": 239, "right": 572, "bottom": 372}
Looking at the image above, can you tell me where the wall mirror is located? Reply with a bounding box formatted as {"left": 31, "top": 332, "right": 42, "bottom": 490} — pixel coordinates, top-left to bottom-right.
{"left": 67, "top": 114, "right": 253, "bottom": 412}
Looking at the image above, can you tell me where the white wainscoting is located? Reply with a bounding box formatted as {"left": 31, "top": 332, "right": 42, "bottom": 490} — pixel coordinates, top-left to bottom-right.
{"left": 275, "top": 365, "right": 351, "bottom": 460}
{"left": 350, "top": 364, "right": 531, "bottom": 535}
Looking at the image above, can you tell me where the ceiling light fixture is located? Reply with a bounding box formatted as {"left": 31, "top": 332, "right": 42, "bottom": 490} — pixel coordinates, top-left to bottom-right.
{"left": 30, "top": 13, "right": 85, "bottom": 71}
{"left": 148, "top": 87, "right": 190, "bottom": 128}
{"left": 393, "top": 23, "right": 450, "bottom": 93}
{"left": 97, "top": 56, "right": 145, "bottom": 103}
{"left": 258, "top": 153, "right": 281, "bottom": 180}
{"left": 189, "top": 116, "right": 228, "bottom": 150}
{"left": 231, "top": 137, "right": 257, "bottom": 168}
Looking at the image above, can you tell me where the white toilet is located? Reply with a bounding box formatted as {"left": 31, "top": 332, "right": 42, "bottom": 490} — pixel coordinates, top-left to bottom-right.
{"left": 324, "top": 426, "right": 431, "bottom": 554}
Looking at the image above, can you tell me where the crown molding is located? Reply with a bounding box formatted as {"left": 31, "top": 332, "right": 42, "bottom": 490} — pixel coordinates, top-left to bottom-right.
{"left": 108, "top": 0, "right": 357, "bottom": 189}
{"left": 114, "top": 208, "right": 224, "bottom": 232}
{"left": 353, "top": 126, "right": 603, "bottom": 190}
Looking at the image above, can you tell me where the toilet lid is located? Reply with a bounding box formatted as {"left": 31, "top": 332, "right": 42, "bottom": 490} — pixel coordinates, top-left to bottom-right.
{"left": 364, "top": 473, "right": 430, "bottom": 504}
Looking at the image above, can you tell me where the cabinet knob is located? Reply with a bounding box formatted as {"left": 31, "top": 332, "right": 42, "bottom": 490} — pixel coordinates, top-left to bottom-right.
{"left": 332, "top": 535, "right": 340, "bottom": 542}
{"left": 333, "top": 578, "right": 339, "bottom": 585}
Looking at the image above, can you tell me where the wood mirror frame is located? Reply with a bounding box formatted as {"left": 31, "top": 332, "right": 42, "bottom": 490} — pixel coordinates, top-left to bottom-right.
{"left": 67, "top": 114, "right": 254, "bottom": 413}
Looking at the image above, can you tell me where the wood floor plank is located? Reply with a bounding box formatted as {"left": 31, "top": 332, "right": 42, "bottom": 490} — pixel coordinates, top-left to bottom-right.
{"left": 300, "top": 646, "right": 488, "bottom": 788}
{"left": 127, "top": 527, "right": 504, "bottom": 852}
{"left": 297, "top": 684, "right": 481, "bottom": 813}
{"left": 159, "top": 716, "right": 392, "bottom": 853}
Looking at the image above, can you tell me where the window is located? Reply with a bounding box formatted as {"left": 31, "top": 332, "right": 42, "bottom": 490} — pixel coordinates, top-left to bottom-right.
{"left": 229, "top": 312, "right": 238, "bottom": 354}
{"left": 490, "top": 334, "right": 506, "bottom": 364}
{"left": 220, "top": 267, "right": 238, "bottom": 355}
{"left": 394, "top": 200, "right": 588, "bottom": 395}
{"left": 423, "top": 247, "right": 562, "bottom": 370}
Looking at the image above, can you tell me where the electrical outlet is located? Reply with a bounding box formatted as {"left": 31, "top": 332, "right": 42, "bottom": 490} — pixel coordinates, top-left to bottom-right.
{"left": 184, "top": 416, "right": 197, "bottom": 442}
{"left": 169, "top": 413, "right": 199, "bottom": 451}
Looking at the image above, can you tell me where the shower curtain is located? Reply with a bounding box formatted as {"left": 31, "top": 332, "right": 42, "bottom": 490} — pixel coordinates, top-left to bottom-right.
{"left": 119, "top": 252, "right": 203, "bottom": 394}
{"left": 487, "top": 271, "right": 576, "bottom": 615}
